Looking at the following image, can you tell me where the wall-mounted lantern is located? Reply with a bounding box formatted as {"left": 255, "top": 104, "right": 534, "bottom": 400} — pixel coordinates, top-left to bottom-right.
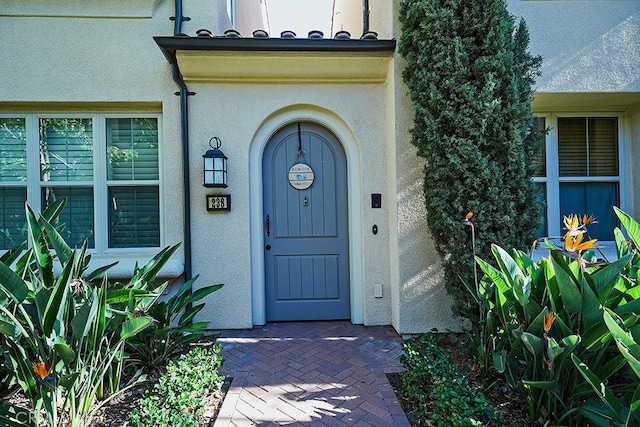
{"left": 203, "top": 137, "right": 228, "bottom": 188}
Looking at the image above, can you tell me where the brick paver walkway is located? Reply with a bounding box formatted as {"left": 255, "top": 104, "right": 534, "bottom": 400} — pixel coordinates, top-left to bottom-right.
{"left": 213, "top": 321, "right": 410, "bottom": 426}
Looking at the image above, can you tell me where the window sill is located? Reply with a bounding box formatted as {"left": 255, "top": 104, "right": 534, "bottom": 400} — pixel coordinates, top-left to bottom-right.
{"left": 55, "top": 255, "right": 185, "bottom": 280}
{"left": 530, "top": 242, "right": 619, "bottom": 263}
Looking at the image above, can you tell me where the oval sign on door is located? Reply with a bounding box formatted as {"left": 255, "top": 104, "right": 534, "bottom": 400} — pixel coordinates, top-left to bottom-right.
{"left": 288, "top": 163, "right": 314, "bottom": 190}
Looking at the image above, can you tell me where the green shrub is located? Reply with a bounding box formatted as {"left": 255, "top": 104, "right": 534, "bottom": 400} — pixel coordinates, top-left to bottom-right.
{"left": 129, "top": 345, "right": 225, "bottom": 427}
{"left": 398, "top": 0, "right": 544, "bottom": 323}
{"left": 466, "top": 207, "right": 640, "bottom": 425}
{"left": 401, "top": 334, "right": 503, "bottom": 426}
{"left": 0, "top": 199, "right": 221, "bottom": 427}
{"left": 125, "top": 276, "right": 223, "bottom": 367}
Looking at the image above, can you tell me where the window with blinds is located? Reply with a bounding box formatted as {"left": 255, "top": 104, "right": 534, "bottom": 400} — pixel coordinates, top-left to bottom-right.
{"left": 558, "top": 117, "right": 618, "bottom": 177}
{"left": 106, "top": 118, "right": 160, "bottom": 248}
{"left": 536, "top": 114, "right": 621, "bottom": 242}
{"left": 0, "top": 114, "right": 161, "bottom": 252}
{"left": 0, "top": 118, "right": 27, "bottom": 249}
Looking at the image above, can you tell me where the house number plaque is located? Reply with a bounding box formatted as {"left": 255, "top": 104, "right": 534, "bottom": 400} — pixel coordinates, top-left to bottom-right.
{"left": 206, "top": 194, "right": 231, "bottom": 211}
{"left": 288, "top": 163, "right": 314, "bottom": 190}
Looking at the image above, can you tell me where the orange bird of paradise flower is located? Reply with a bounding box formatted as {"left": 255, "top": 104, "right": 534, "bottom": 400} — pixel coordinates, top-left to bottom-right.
{"left": 460, "top": 210, "right": 474, "bottom": 226}
{"left": 564, "top": 232, "right": 597, "bottom": 252}
{"left": 32, "top": 361, "right": 51, "bottom": 380}
{"left": 544, "top": 311, "right": 555, "bottom": 333}
{"left": 581, "top": 214, "right": 598, "bottom": 226}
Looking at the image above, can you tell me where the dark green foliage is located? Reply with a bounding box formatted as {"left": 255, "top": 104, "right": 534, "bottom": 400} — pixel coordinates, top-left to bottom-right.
{"left": 129, "top": 345, "right": 225, "bottom": 427}
{"left": 401, "top": 334, "right": 503, "bottom": 426}
{"left": 125, "top": 277, "right": 224, "bottom": 367}
{"left": 398, "top": 0, "right": 544, "bottom": 322}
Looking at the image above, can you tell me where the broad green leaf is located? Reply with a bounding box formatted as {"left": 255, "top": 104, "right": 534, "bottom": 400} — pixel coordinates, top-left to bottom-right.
{"left": 493, "top": 350, "right": 507, "bottom": 373}
{"left": 617, "top": 299, "right": 640, "bottom": 316}
{"left": 0, "top": 318, "right": 16, "bottom": 336}
{"left": 491, "top": 244, "right": 525, "bottom": 288}
{"left": 42, "top": 254, "right": 73, "bottom": 337}
{"left": 166, "top": 275, "right": 200, "bottom": 314}
{"left": 476, "top": 256, "right": 510, "bottom": 296}
{"left": 572, "top": 353, "right": 622, "bottom": 419}
{"left": 592, "top": 253, "right": 632, "bottom": 296}
{"left": 552, "top": 257, "right": 582, "bottom": 313}
{"left": 85, "top": 261, "right": 118, "bottom": 282}
{"left": 525, "top": 307, "right": 547, "bottom": 336}
{"left": 53, "top": 336, "right": 75, "bottom": 363}
{"left": 173, "top": 283, "right": 224, "bottom": 314}
{"left": 120, "top": 317, "right": 152, "bottom": 340}
{"left": 605, "top": 310, "right": 640, "bottom": 379}
{"left": 579, "top": 399, "right": 619, "bottom": 427}
{"left": 39, "top": 214, "right": 72, "bottom": 265}
{"left": 521, "top": 331, "right": 544, "bottom": 356}
{"left": 614, "top": 227, "right": 629, "bottom": 259}
{"left": 603, "top": 309, "right": 640, "bottom": 351}
{"left": 559, "top": 335, "right": 581, "bottom": 360}
{"left": 615, "top": 207, "right": 640, "bottom": 251}
{"left": 25, "top": 204, "right": 54, "bottom": 286}
{"left": 177, "top": 304, "right": 205, "bottom": 328}
{"left": 106, "top": 288, "right": 161, "bottom": 304}
{"left": 130, "top": 245, "right": 180, "bottom": 288}
{"left": 72, "top": 292, "right": 99, "bottom": 339}
{"left": 543, "top": 259, "right": 561, "bottom": 316}
{"left": 582, "top": 281, "right": 602, "bottom": 331}
{"left": 547, "top": 337, "right": 564, "bottom": 361}
{"left": 0, "top": 261, "right": 28, "bottom": 304}
{"left": 0, "top": 241, "right": 27, "bottom": 267}
{"left": 40, "top": 197, "right": 66, "bottom": 224}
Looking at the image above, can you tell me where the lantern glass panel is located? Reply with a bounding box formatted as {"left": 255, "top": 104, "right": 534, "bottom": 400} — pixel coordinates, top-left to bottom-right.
{"left": 204, "top": 157, "right": 214, "bottom": 170}
{"left": 205, "top": 171, "right": 215, "bottom": 184}
{"left": 214, "top": 157, "right": 224, "bottom": 170}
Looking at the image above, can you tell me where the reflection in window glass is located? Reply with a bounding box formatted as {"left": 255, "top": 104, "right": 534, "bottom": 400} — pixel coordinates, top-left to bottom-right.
{"left": 40, "top": 118, "right": 93, "bottom": 182}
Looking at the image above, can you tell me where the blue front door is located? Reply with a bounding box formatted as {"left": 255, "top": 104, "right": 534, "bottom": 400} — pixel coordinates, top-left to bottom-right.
{"left": 263, "top": 122, "right": 350, "bottom": 321}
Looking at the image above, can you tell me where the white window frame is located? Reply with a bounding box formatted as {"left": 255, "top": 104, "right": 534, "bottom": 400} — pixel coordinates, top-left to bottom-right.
{"left": 533, "top": 112, "right": 627, "bottom": 252}
{"left": 0, "top": 112, "right": 163, "bottom": 256}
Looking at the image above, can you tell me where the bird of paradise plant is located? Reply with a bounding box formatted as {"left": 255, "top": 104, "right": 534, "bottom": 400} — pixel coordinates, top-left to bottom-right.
{"left": 0, "top": 200, "right": 181, "bottom": 427}
{"left": 461, "top": 205, "right": 640, "bottom": 425}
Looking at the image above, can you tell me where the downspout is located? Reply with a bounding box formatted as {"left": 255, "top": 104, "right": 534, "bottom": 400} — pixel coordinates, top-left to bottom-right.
{"left": 363, "top": 0, "right": 369, "bottom": 34}
{"left": 171, "top": 0, "right": 194, "bottom": 281}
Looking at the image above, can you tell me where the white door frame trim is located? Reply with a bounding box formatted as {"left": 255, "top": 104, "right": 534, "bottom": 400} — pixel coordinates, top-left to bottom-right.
{"left": 249, "top": 105, "right": 363, "bottom": 325}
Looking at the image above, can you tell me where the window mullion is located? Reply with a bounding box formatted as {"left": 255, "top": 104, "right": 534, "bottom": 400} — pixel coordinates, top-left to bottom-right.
{"left": 546, "top": 115, "right": 561, "bottom": 237}
{"left": 26, "top": 115, "right": 41, "bottom": 214}
{"left": 94, "top": 115, "right": 107, "bottom": 253}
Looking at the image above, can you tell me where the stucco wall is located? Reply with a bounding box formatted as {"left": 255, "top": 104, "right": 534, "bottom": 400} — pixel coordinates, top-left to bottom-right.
{"left": 0, "top": 0, "right": 189, "bottom": 276}
{"left": 188, "top": 83, "right": 394, "bottom": 329}
{"left": 507, "top": 0, "right": 640, "bottom": 92}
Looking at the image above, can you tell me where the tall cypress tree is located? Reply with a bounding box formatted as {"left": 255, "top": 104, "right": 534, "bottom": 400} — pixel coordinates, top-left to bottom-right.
{"left": 399, "top": 0, "right": 543, "bottom": 323}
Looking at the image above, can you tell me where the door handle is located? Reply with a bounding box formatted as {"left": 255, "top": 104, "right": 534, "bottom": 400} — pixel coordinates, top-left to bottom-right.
{"left": 265, "top": 214, "right": 270, "bottom": 237}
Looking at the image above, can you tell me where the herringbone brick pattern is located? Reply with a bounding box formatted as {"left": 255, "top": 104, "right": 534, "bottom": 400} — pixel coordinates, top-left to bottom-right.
{"left": 213, "top": 322, "right": 409, "bottom": 426}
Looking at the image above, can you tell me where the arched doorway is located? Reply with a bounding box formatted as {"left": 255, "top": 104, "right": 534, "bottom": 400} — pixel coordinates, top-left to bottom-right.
{"left": 262, "top": 122, "right": 350, "bottom": 321}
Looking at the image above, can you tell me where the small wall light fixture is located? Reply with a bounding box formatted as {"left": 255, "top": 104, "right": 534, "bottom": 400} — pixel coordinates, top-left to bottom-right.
{"left": 203, "top": 136, "right": 228, "bottom": 188}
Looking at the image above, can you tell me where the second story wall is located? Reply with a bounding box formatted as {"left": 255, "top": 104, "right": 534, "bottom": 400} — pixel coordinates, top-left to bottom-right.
{"left": 508, "top": 0, "right": 640, "bottom": 93}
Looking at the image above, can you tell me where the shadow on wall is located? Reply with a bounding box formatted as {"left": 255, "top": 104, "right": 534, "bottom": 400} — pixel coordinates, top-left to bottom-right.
{"left": 538, "top": 12, "right": 640, "bottom": 92}
{"left": 396, "top": 142, "right": 463, "bottom": 332}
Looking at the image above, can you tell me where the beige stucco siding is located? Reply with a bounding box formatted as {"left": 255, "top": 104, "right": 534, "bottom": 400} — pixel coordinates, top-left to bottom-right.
{"left": 187, "top": 82, "right": 394, "bottom": 329}
{"left": 0, "top": 1, "right": 190, "bottom": 278}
